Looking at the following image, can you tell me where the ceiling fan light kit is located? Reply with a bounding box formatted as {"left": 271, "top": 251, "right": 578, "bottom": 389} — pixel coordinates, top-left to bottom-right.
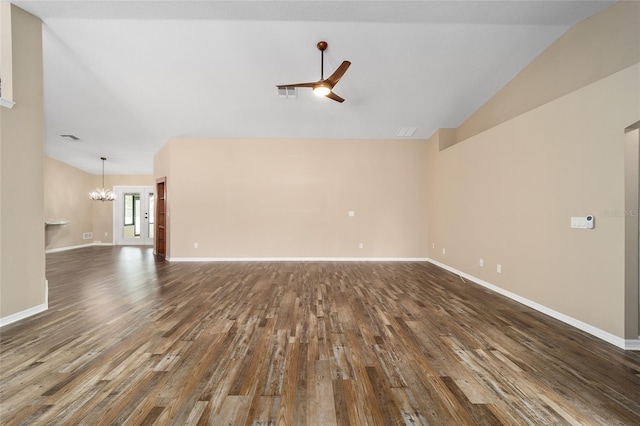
{"left": 312, "top": 83, "right": 331, "bottom": 97}
{"left": 277, "top": 40, "right": 350, "bottom": 103}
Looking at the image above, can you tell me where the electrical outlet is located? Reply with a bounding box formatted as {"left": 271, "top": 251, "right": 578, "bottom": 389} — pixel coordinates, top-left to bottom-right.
{"left": 359, "top": 242, "right": 364, "bottom": 249}
{"left": 479, "top": 259, "right": 484, "bottom": 267}
{"left": 348, "top": 211, "right": 355, "bottom": 217}
{"left": 442, "top": 248, "right": 446, "bottom": 255}
{"left": 104, "top": 232, "right": 108, "bottom": 237}
{"left": 432, "top": 243, "right": 435, "bottom": 249}
{"left": 497, "top": 264, "right": 502, "bottom": 273}
{"left": 194, "top": 242, "right": 198, "bottom": 249}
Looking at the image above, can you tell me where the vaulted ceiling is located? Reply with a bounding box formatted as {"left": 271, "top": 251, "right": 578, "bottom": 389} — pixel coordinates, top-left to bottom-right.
{"left": 13, "top": 0, "right": 615, "bottom": 174}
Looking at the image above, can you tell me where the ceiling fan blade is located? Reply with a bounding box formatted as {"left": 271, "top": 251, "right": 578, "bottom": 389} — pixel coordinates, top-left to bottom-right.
{"left": 325, "top": 91, "right": 345, "bottom": 103}
{"left": 325, "top": 61, "right": 351, "bottom": 87}
{"left": 276, "top": 82, "right": 316, "bottom": 89}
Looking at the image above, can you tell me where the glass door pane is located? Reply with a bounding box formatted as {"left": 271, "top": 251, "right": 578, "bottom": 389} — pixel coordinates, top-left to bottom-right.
{"left": 123, "top": 192, "right": 141, "bottom": 239}
{"left": 148, "top": 192, "right": 155, "bottom": 239}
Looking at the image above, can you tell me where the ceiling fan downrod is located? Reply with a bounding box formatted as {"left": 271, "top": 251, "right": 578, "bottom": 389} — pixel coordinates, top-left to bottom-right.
{"left": 317, "top": 41, "right": 328, "bottom": 80}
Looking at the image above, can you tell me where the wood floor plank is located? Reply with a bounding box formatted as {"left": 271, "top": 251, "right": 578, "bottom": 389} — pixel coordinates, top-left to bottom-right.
{"left": 0, "top": 247, "right": 639, "bottom": 425}
{"left": 310, "top": 360, "right": 338, "bottom": 426}
{"left": 389, "top": 387, "right": 430, "bottom": 426}
{"left": 210, "top": 396, "right": 250, "bottom": 426}
{"left": 275, "top": 338, "right": 299, "bottom": 425}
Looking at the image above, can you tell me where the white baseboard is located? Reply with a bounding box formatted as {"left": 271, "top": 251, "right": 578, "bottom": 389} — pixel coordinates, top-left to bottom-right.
{"left": 46, "top": 243, "right": 94, "bottom": 253}
{"left": 46, "top": 242, "right": 113, "bottom": 253}
{"left": 0, "top": 302, "right": 48, "bottom": 328}
{"left": 625, "top": 339, "right": 640, "bottom": 350}
{"left": 427, "top": 258, "right": 640, "bottom": 351}
{"left": 167, "top": 257, "right": 429, "bottom": 262}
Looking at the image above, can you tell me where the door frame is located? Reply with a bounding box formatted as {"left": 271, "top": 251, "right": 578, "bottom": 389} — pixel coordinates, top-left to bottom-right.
{"left": 113, "top": 185, "right": 155, "bottom": 246}
{"left": 155, "top": 177, "right": 167, "bottom": 258}
{"left": 624, "top": 121, "right": 640, "bottom": 343}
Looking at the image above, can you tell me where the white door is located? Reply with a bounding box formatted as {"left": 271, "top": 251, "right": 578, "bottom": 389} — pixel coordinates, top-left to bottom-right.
{"left": 114, "top": 186, "right": 155, "bottom": 246}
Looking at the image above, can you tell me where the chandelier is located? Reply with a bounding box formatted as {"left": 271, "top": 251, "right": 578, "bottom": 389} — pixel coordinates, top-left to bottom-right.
{"left": 89, "top": 157, "right": 115, "bottom": 201}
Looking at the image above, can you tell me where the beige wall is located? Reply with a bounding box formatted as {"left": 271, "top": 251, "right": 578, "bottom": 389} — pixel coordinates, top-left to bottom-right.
{"left": 0, "top": 2, "right": 14, "bottom": 102}
{"left": 43, "top": 157, "right": 153, "bottom": 248}
{"left": 457, "top": 1, "right": 640, "bottom": 143}
{"left": 427, "top": 64, "right": 640, "bottom": 339}
{"left": 0, "top": 6, "right": 45, "bottom": 319}
{"left": 155, "top": 138, "right": 429, "bottom": 259}
{"left": 428, "top": 1, "right": 640, "bottom": 342}
{"left": 44, "top": 157, "right": 94, "bottom": 249}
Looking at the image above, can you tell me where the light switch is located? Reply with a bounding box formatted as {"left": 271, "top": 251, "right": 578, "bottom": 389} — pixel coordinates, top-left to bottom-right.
{"left": 348, "top": 211, "right": 355, "bottom": 217}
{"left": 571, "top": 217, "right": 587, "bottom": 229}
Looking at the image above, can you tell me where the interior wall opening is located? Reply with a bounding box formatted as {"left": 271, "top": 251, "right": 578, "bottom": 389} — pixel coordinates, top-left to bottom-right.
{"left": 624, "top": 121, "right": 640, "bottom": 340}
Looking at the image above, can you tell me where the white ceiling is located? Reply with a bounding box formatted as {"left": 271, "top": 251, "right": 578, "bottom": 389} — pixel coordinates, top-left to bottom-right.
{"left": 12, "top": 0, "right": 616, "bottom": 175}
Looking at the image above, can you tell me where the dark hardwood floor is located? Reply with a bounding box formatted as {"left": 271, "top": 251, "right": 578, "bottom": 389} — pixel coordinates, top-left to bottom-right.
{"left": 1, "top": 246, "right": 639, "bottom": 425}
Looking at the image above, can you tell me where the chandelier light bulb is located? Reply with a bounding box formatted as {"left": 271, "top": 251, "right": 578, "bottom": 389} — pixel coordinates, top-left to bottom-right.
{"left": 89, "top": 188, "right": 116, "bottom": 201}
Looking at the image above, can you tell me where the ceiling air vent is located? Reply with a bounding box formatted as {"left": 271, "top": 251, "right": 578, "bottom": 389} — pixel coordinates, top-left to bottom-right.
{"left": 277, "top": 87, "right": 297, "bottom": 99}
{"left": 396, "top": 127, "right": 418, "bottom": 137}
{"left": 60, "top": 134, "right": 80, "bottom": 141}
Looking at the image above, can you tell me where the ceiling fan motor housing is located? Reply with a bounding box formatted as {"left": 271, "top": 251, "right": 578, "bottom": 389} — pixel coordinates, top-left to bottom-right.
{"left": 276, "top": 40, "right": 350, "bottom": 103}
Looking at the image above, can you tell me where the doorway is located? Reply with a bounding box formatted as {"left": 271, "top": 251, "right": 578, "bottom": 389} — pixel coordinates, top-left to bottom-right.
{"left": 155, "top": 177, "right": 166, "bottom": 258}
{"left": 114, "top": 186, "right": 154, "bottom": 246}
{"left": 624, "top": 122, "right": 640, "bottom": 341}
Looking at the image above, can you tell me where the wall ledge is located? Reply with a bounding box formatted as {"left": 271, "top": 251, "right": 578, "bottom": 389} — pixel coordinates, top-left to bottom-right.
{"left": 168, "top": 257, "right": 429, "bottom": 262}
{"left": 0, "top": 302, "right": 47, "bottom": 328}
{"left": 427, "top": 258, "right": 640, "bottom": 351}
{"left": 0, "top": 97, "right": 15, "bottom": 108}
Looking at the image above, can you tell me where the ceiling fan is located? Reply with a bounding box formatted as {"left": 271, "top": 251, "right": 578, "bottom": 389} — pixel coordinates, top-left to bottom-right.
{"left": 277, "top": 41, "right": 351, "bottom": 103}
